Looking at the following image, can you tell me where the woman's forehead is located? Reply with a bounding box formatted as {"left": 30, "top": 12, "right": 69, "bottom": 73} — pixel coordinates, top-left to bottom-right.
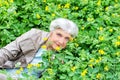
{"left": 53, "top": 29, "right": 71, "bottom": 37}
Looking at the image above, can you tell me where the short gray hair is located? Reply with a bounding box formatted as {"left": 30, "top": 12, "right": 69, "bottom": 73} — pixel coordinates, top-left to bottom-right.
{"left": 49, "top": 18, "right": 79, "bottom": 38}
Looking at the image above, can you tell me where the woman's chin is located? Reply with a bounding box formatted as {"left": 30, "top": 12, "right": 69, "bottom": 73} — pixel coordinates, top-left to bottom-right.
{"left": 52, "top": 45, "right": 58, "bottom": 50}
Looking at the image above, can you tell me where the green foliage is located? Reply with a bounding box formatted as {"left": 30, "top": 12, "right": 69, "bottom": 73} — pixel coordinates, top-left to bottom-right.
{"left": 0, "top": 0, "right": 120, "bottom": 80}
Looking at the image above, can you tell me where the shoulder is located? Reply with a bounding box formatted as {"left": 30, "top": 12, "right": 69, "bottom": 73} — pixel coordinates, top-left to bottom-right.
{"left": 16, "top": 28, "right": 49, "bottom": 40}
{"left": 30, "top": 28, "right": 48, "bottom": 34}
{"left": 29, "top": 28, "right": 50, "bottom": 39}
{"left": 30, "top": 28, "right": 44, "bottom": 33}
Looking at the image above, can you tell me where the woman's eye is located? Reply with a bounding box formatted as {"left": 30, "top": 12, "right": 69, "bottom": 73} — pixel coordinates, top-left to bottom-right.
{"left": 57, "top": 33, "right": 62, "bottom": 37}
{"left": 65, "top": 37, "right": 69, "bottom": 41}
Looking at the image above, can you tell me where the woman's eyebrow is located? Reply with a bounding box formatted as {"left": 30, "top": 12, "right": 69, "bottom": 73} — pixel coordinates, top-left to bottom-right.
{"left": 65, "top": 37, "right": 70, "bottom": 40}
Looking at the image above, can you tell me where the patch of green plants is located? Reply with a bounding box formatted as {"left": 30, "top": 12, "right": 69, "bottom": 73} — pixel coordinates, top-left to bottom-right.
{"left": 0, "top": 0, "right": 120, "bottom": 80}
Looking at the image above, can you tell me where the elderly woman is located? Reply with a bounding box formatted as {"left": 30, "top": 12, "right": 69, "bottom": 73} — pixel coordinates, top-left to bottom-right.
{"left": 0, "top": 18, "right": 78, "bottom": 79}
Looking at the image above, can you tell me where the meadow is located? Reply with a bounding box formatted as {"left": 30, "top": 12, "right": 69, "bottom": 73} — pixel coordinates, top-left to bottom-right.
{"left": 0, "top": 0, "right": 120, "bottom": 80}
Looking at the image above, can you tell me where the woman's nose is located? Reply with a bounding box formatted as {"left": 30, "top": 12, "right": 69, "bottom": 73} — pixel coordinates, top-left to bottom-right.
{"left": 58, "top": 38, "right": 65, "bottom": 45}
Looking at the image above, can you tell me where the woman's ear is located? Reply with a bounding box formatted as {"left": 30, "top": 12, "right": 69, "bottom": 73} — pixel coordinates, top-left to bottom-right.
{"left": 48, "top": 31, "right": 53, "bottom": 41}
{"left": 49, "top": 31, "right": 53, "bottom": 37}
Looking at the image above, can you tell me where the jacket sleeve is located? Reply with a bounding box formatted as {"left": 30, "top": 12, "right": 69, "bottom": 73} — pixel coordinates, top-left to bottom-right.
{"left": 0, "top": 28, "right": 40, "bottom": 66}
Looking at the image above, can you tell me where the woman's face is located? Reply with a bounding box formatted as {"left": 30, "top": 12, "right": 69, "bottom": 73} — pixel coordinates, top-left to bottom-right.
{"left": 47, "top": 28, "right": 71, "bottom": 50}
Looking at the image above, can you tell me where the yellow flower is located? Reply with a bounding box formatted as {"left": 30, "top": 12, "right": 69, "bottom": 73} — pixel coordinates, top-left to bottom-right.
{"left": 89, "top": 64, "right": 93, "bottom": 68}
{"left": 14, "top": 11, "right": 17, "bottom": 14}
{"left": 61, "top": 6, "right": 64, "bottom": 8}
{"left": 96, "top": 73, "right": 101, "bottom": 79}
{"left": 81, "top": 72, "right": 85, "bottom": 77}
{"left": 36, "top": 63, "right": 41, "bottom": 67}
{"left": 96, "top": 9, "right": 100, "bottom": 13}
{"left": 87, "top": 18, "right": 90, "bottom": 21}
{"left": 64, "top": 3, "right": 70, "bottom": 8}
{"left": 20, "top": 67, "right": 23, "bottom": 71}
{"left": 43, "top": 0, "right": 46, "bottom": 2}
{"left": 95, "top": 59, "right": 100, "bottom": 63}
{"left": 43, "top": 37, "right": 48, "bottom": 41}
{"left": 16, "top": 70, "right": 21, "bottom": 74}
{"left": 27, "top": 64, "right": 33, "bottom": 69}
{"left": 36, "top": 13, "right": 40, "bottom": 19}
{"left": 109, "top": 28, "right": 113, "bottom": 32}
{"left": 74, "top": 6, "right": 79, "bottom": 10}
{"left": 112, "top": 14, "right": 115, "bottom": 17}
{"left": 41, "top": 45, "right": 47, "bottom": 49}
{"left": 98, "top": 49, "right": 105, "bottom": 55}
{"left": 104, "top": 66, "right": 109, "bottom": 71}
{"left": 115, "top": 52, "right": 120, "bottom": 56}
{"left": 95, "top": 57, "right": 102, "bottom": 64}
{"left": 98, "top": 36, "right": 104, "bottom": 41}
{"left": 114, "top": 4, "right": 119, "bottom": 8}
{"left": 47, "top": 68, "right": 53, "bottom": 75}
{"left": 81, "top": 26, "right": 85, "bottom": 30}
{"left": 55, "top": 46, "right": 61, "bottom": 51}
{"left": 98, "top": 57, "right": 102, "bottom": 61}
{"left": 52, "top": 13, "right": 55, "bottom": 17}
{"left": 71, "top": 66, "right": 76, "bottom": 72}
{"left": 105, "top": 7, "right": 109, "bottom": 11}
{"left": 115, "top": 41, "right": 120, "bottom": 46}
{"left": 81, "top": 69, "right": 87, "bottom": 77}
{"left": 117, "top": 36, "right": 120, "bottom": 40}
{"left": 0, "top": 3, "right": 2, "bottom": 7}
{"left": 0, "top": 0, "right": 2, "bottom": 6}
{"left": 75, "top": 43, "right": 79, "bottom": 47}
{"left": 10, "top": 0, "right": 13, "bottom": 3}
{"left": 97, "top": 0, "right": 101, "bottom": 6}
{"left": 45, "top": 6, "right": 49, "bottom": 11}
{"left": 99, "top": 27, "right": 103, "bottom": 31}
{"left": 70, "top": 37, "right": 73, "bottom": 41}
{"left": 58, "top": 4, "right": 61, "bottom": 9}
{"left": 87, "top": 17, "right": 94, "bottom": 22}
{"left": 4, "top": 1, "right": 9, "bottom": 6}
{"left": 89, "top": 58, "right": 94, "bottom": 63}
{"left": 83, "top": 69, "right": 87, "bottom": 74}
{"left": 33, "top": 63, "right": 41, "bottom": 67}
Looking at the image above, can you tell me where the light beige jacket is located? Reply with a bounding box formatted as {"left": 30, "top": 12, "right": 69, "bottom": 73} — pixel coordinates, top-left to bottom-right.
{"left": 0, "top": 28, "right": 49, "bottom": 68}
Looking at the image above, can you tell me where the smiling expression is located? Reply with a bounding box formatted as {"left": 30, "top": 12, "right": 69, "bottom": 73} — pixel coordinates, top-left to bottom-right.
{"left": 46, "top": 28, "right": 71, "bottom": 50}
